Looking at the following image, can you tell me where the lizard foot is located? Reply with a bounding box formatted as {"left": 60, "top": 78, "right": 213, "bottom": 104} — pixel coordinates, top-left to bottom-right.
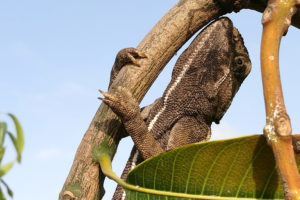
{"left": 109, "top": 48, "right": 147, "bottom": 87}
{"left": 115, "top": 48, "right": 147, "bottom": 68}
{"left": 99, "top": 86, "right": 140, "bottom": 122}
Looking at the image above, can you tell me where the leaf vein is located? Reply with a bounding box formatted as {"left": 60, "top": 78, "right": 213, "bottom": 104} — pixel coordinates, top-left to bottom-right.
{"left": 154, "top": 156, "right": 163, "bottom": 189}
{"left": 170, "top": 150, "right": 181, "bottom": 191}
{"left": 200, "top": 142, "right": 223, "bottom": 194}
{"left": 218, "top": 140, "right": 242, "bottom": 196}
{"left": 260, "top": 165, "right": 277, "bottom": 199}
{"left": 185, "top": 143, "right": 210, "bottom": 193}
{"left": 235, "top": 144, "right": 266, "bottom": 197}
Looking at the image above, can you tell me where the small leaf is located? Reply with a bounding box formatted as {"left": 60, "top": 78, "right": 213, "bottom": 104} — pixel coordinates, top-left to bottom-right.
{"left": 0, "top": 179, "right": 13, "bottom": 197}
{"left": 7, "top": 114, "right": 24, "bottom": 162}
{"left": 0, "top": 186, "right": 5, "bottom": 200}
{"left": 6, "top": 132, "right": 18, "bottom": 161}
{"left": 0, "top": 148, "right": 5, "bottom": 165}
{"left": 0, "top": 123, "right": 7, "bottom": 147}
{"left": 125, "top": 135, "right": 288, "bottom": 199}
{"left": 0, "top": 162, "right": 14, "bottom": 178}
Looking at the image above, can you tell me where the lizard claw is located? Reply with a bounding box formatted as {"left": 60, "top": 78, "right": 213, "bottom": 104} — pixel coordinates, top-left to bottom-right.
{"left": 109, "top": 48, "right": 147, "bottom": 87}
{"left": 98, "top": 87, "right": 140, "bottom": 122}
{"left": 99, "top": 89, "right": 120, "bottom": 108}
{"left": 128, "top": 50, "right": 147, "bottom": 67}
{"left": 125, "top": 48, "right": 147, "bottom": 66}
{"left": 98, "top": 89, "right": 113, "bottom": 99}
{"left": 115, "top": 48, "right": 147, "bottom": 68}
{"left": 127, "top": 53, "right": 141, "bottom": 67}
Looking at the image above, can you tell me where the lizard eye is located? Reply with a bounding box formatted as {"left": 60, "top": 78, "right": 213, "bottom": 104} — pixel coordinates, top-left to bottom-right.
{"left": 236, "top": 58, "right": 243, "bottom": 65}
{"left": 233, "top": 56, "right": 246, "bottom": 75}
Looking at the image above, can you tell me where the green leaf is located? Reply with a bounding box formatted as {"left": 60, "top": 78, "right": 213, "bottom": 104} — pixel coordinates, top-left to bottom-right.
{"left": 124, "top": 135, "right": 290, "bottom": 199}
{"left": 0, "top": 123, "right": 7, "bottom": 147}
{"left": 6, "top": 132, "right": 18, "bottom": 161}
{"left": 0, "top": 162, "right": 14, "bottom": 178}
{"left": 0, "top": 148, "right": 5, "bottom": 165}
{"left": 7, "top": 114, "right": 24, "bottom": 163}
{"left": 0, "top": 179, "right": 13, "bottom": 197}
{"left": 0, "top": 186, "right": 5, "bottom": 200}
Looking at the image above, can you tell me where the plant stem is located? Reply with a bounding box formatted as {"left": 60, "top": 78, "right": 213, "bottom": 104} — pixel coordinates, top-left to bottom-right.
{"left": 260, "top": 0, "right": 300, "bottom": 199}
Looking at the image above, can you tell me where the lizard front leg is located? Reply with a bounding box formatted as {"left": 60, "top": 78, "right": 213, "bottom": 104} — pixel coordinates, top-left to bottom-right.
{"left": 99, "top": 86, "right": 164, "bottom": 159}
{"left": 109, "top": 48, "right": 147, "bottom": 88}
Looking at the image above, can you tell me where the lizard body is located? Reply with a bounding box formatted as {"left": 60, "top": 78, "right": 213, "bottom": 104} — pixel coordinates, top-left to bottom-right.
{"left": 100, "top": 17, "right": 251, "bottom": 200}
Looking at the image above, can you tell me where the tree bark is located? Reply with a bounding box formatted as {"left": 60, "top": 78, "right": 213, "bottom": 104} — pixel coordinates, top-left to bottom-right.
{"left": 59, "top": 0, "right": 300, "bottom": 199}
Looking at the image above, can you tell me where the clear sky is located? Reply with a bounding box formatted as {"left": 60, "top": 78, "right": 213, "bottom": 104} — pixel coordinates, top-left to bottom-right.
{"left": 0, "top": 1, "right": 300, "bottom": 200}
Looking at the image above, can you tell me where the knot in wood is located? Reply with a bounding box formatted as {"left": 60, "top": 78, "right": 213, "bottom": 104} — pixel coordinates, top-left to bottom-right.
{"left": 274, "top": 112, "right": 292, "bottom": 137}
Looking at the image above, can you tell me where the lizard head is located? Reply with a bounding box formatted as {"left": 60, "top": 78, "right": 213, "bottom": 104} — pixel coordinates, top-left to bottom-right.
{"left": 212, "top": 18, "right": 252, "bottom": 123}
{"left": 160, "top": 17, "right": 251, "bottom": 125}
{"left": 176, "top": 17, "right": 251, "bottom": 124}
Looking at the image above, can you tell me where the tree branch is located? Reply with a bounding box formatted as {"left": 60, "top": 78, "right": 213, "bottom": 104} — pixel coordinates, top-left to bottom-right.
{"left": 260, "top": 0, "right": 300, "bottom": 199}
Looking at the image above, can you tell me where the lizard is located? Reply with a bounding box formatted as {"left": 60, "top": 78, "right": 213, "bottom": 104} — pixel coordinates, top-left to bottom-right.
{"left": 99, "top": 17, "right": 251, "bottom": 200}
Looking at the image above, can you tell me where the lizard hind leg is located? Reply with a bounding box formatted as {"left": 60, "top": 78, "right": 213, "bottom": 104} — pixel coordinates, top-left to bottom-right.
{"left": 109, "top": 48, "right": 147, "bottom": 87}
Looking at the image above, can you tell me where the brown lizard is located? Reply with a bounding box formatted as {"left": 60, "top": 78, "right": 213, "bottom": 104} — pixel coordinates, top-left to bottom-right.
{"left": 99, "top": 17, "right": 251, "bottom": 199}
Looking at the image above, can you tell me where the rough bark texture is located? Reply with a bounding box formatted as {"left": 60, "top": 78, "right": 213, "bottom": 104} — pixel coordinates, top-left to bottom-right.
{"left": 59, "top": 0, "right": 300, "bottom": 199}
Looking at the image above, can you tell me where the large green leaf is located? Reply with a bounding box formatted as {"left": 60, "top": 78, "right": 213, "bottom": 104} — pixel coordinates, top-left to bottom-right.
{"left": 124, "top": 135, "right": 292, "bottom": 199}
{"left": 7, "top": 114, "right": 24, "bottom": 163}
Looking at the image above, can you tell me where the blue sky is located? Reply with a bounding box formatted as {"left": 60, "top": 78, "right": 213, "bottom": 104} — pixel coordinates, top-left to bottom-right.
{"left": 0, "top": 1, "right": 299, "bottom": 200}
